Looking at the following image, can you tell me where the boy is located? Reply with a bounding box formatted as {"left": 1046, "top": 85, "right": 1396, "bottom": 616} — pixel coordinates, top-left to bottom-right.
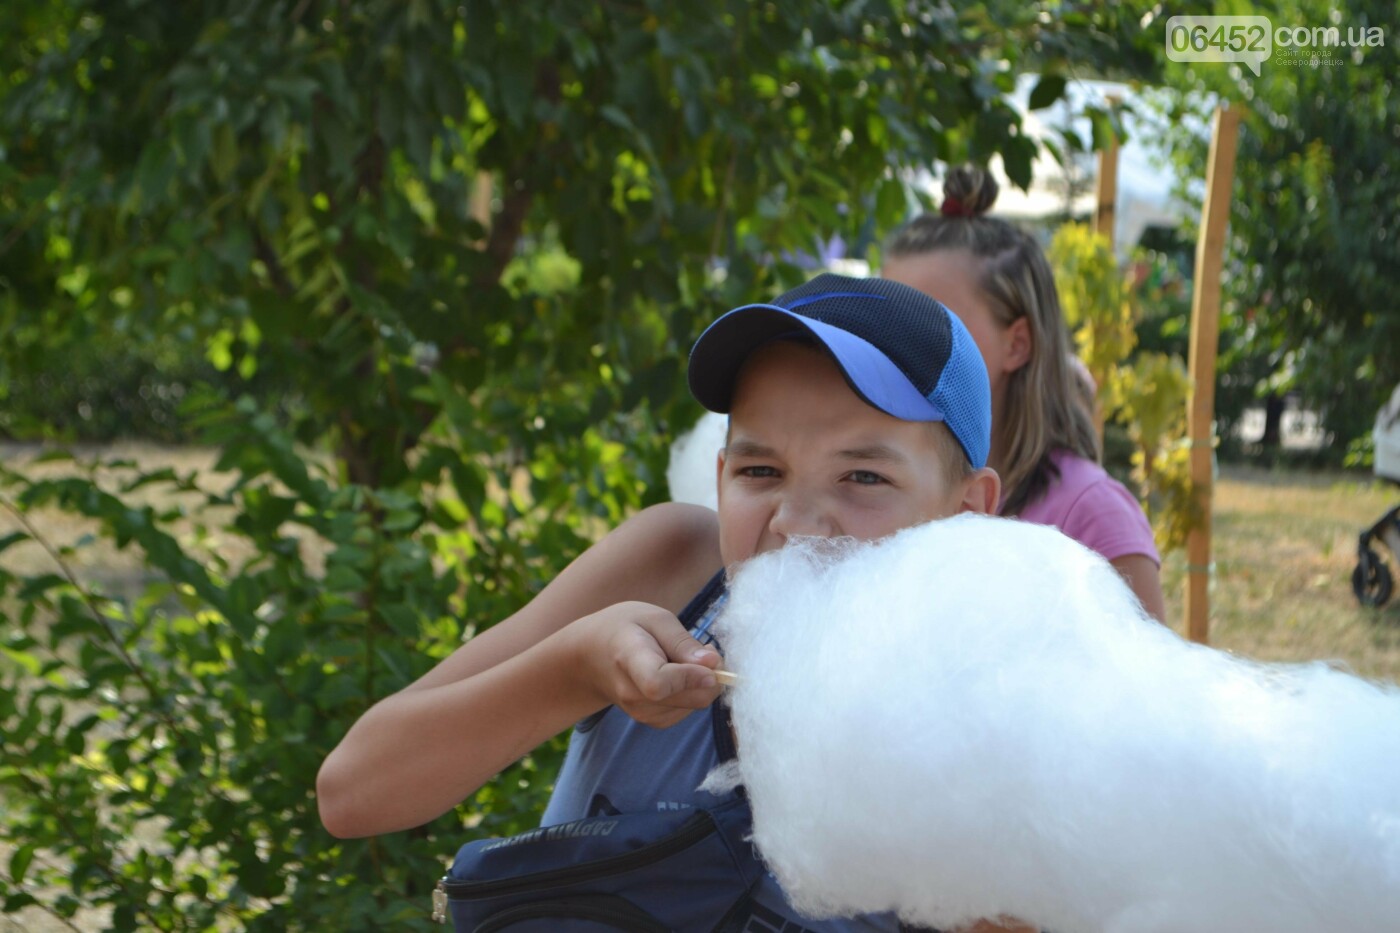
{"left": 318, "top": 274, "right": 1005, "bottom": 929}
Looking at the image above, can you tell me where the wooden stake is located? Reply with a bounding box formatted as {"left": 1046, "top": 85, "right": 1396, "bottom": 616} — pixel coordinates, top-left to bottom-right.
{"left": 1091, "top": 96, "right": 1121, "bottom": 452}
{"left": 1184, "top": 105, "right": 1241, "bottom": 645}
{"left": 1093, "top": 97, "right": 1121, "bottom": 243}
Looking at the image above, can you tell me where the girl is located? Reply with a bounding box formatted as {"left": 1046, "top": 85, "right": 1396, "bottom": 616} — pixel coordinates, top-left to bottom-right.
{"left": 882, "top": 166, "right": 1165, "bottom": 621}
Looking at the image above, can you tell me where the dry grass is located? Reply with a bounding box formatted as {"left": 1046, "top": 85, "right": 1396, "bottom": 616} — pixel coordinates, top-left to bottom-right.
{"left": 1161, "top": 464, "right": 1400, "bottom": 682}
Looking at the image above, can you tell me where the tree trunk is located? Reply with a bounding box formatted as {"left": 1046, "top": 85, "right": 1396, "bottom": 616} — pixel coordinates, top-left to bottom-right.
{"left": 1260, "top": 392, "right": 1285, "bottom": 448}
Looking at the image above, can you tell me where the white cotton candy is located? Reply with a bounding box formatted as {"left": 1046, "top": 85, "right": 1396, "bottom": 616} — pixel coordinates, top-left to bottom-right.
{"left": 666, "top": 411, "right": 726, "bottom": 510}
{"left": 710, "top": 514, "right": 1400, "bottom": 933}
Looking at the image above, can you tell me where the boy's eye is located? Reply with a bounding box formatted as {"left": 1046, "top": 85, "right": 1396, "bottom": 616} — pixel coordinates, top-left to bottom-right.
{"left": 845, "top": 470, "right": 888, "bottom": 486}
{"left": 737, "top": 465, "right": 778, "bottom": 478}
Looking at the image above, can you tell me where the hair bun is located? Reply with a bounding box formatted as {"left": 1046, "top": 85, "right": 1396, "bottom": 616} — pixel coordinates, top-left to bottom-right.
{"left": 941, "top": 165, "right": 999, "bottom": 217}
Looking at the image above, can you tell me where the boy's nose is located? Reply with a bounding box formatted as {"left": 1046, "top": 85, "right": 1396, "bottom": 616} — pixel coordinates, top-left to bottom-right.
{"left": 768, "top": 494, "right": 835, "bottom": 540}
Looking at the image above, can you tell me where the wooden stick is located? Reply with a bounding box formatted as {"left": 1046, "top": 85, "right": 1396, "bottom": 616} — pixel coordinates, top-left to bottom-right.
{"left": 713, "top": 669, "right": 741, "bottom": 687}
{"left": 1093, "top": 96, "right": 1121, "bottom": 244}
{"left": 1184, "top": 104, "right": 1242, "bottom": 645}
{"left": 1092, "top": 95, "right": 1121, "bottom": 453}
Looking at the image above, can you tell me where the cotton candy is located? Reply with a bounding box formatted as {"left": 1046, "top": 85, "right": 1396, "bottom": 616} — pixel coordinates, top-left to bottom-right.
{"left": 706, "top": 514, "right": 1400, "bottom": 933}
{"left": 667, "top": 411, "right": 726, "bottom": 510}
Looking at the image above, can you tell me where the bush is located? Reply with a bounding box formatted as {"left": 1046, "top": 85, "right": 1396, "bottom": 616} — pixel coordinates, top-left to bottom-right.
{"left": 1050, "top": 224, "right": 1197, "bottom": 553}
{"left": 0, "top": 2, "right": 1157, "bottom": 927}
{"left": 0, "top": 337, "right": 297, "bottom": 444}
{"left": 0, "top": 394, "right": 651, "bottom": 930}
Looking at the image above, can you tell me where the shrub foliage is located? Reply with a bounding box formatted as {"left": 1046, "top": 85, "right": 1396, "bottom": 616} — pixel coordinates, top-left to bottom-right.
{"left": 0, "top": 1, "right": 1155, "bottom": 928}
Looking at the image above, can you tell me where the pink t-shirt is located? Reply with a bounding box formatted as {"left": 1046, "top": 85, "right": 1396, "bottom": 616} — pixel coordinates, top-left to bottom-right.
{"left": 1006, "top": 449, "right": 1160, "bottom": 566}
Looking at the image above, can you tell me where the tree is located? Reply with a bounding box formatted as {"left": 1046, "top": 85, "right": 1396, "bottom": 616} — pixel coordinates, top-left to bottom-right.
{"left": 1157, "top": 0, "right": 1400, "bottom": 461}
{"left": 0, "top": 2, "right": 1157, "bottom": 928}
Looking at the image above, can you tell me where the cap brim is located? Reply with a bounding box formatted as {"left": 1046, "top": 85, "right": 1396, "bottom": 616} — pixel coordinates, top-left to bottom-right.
{"left": 687, "top": 305, "right": 947, "bottom": 423}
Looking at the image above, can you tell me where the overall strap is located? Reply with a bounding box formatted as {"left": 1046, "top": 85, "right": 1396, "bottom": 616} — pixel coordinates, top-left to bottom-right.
{"left": 681, "top": 569, "right": 739, "bottom": 767}
{"left": 712, "top": 697, "right": 738, "bottom": 765}
{"left": 678, "top": 568, "right": 728, "bottom": 627}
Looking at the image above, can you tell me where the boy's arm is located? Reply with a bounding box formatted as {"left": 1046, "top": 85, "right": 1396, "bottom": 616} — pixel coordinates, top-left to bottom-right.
{"left": 316, "top": 502, "right": 723, "bottom": 838}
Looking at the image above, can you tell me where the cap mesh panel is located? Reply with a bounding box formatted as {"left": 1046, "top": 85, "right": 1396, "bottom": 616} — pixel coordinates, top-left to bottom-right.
{"left": 775, "top": 276, "right": 953, "bottom": 397}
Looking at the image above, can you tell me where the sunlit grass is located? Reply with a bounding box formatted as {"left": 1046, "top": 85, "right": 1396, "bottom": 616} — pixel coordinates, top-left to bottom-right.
{"left": 1162, "top": 464, "right": 1400, "bottom": 682}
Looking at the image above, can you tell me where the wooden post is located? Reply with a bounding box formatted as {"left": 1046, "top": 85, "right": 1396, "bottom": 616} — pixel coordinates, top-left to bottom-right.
{"left": 1184, "top": 105, "right": 1241, "bottom": 645}
{"left": 1089, "top": 98, "right": 1121, "bottom": 451}
{"left": 1093, "top": 97, "right": 1120, "bottom": 243}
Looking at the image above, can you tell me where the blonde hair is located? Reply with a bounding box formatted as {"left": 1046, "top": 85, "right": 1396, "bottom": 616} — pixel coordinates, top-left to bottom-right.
{"left": 884, "top": 166, "right": 1099, "bottom": 515}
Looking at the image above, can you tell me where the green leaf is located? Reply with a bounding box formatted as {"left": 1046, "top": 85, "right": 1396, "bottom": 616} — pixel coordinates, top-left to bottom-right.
{"left": 1087, "top": 106, "right": 1117, "bottom": 153}
{"left": 875, "top": 177, "right": 907, "bottom": 227}
{"left": 111, "top": 903, "right": 137, "bottom": 932}
{"left": 3, "top": 892, "right": 38, "bottom": 912}
{"left": 8, "top": 844, "right": 35, "bottom": 884}
{"left": 1028, "top": 74, "right": 1067, "bottom": 111}
{"left": 2, "top": 647, "right": 43, "bottom": 677}
{"left": 324, "top": 565, "right": 366, "bottom": 592}
{"left": 599, "top": 105, "right": 635, "bottom": 131}
{"left": 16, "top": 574, "right": 66, "bottom": 601}
{"left": 1002, "top": 137, "right": 1036, "bottom": 190}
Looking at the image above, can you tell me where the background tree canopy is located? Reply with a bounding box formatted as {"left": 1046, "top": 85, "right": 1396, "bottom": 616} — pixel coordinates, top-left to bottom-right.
{"left": 0, "top": 2, "right": 1164, "bottom": 928}
{"left": 1158, "top": 0, "right": 1399, "bottom": 460}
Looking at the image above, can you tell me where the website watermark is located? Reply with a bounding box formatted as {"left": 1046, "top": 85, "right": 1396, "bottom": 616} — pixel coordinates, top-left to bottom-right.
{"left": 1165, "top": 15, "right": 1386, "bottom": 76}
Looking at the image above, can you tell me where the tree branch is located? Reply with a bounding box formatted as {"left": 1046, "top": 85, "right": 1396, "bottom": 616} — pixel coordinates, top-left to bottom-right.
{"left": 0, "top": 494, "right": 180, "bottom": 731}
{"left": 355, "top": 132, "right": 386, "bottom": 199}
{"left": 252, "top": 229, "right": 296, "bottom": 299}
{"left": 482, "top": 181, "right": 533, "bottom": 286}
{"left": 477, "top": 61, "right": 561, "bottom": 287}
{"left": 0, "top": 200, "right": 46, "bottom": 259}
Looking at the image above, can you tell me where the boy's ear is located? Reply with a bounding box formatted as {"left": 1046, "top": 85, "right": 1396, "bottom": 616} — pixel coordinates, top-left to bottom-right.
{"left": 957, "top": 467, "right": 1001, "bottom": 515}
{"left": 1004, "top": 317, "right": 1032, "bottom": 374}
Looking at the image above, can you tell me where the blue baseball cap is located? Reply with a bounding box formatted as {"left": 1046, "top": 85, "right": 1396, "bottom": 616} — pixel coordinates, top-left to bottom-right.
{"left": 687, "top": 273, "right": 992, "bottom": 469}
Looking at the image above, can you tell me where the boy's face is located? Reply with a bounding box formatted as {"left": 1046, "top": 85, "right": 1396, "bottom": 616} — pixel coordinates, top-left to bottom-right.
{"left": 716, "top": 340, "right": 991, "bottom": 567}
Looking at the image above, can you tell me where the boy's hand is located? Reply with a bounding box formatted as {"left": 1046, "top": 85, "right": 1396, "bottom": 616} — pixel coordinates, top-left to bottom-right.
{"left": 571, "top": 601, "right": 724, "bottom": 728}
